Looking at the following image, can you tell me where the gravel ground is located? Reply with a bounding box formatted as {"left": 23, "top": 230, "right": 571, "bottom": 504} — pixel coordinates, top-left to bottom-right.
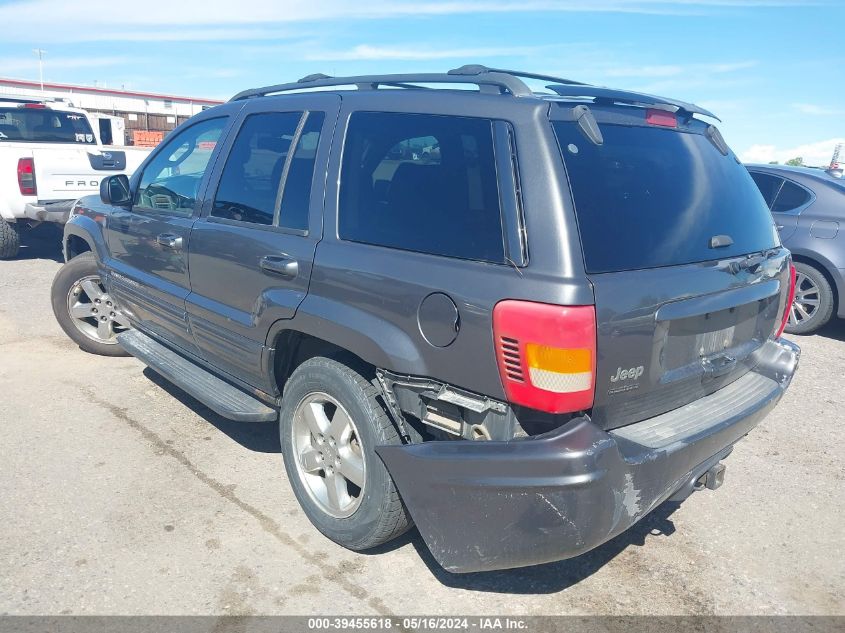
{"left": 1, "top": 225, "right": 843, "bottom": 616}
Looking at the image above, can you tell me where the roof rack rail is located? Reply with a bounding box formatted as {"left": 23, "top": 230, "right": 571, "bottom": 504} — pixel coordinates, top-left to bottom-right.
{"left": 447, "top": 64, "right": 587, "bottom": 86}
{"left": 230, "top": 66, "right": 546, "bottom": 101}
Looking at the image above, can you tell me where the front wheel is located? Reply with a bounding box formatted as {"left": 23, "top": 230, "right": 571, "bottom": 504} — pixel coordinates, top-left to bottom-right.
{"left": 280, "top": 357, "right": 411, "bottom": 550}
{"left": 51, "top": 252, "right": 131, "bottom": 356}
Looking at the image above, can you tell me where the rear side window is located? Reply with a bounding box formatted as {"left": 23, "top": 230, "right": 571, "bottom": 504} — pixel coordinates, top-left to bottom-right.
{"left": 212, "top": 111, "right": 324, "bottom": 229}
{"left": 553, "top": 122, "right": 778, "bottom": 273}
{"left": 212, "top": 112, "right": 302, "bottom": 226}
{"left": 339, "top": 112, "right": 505, "bottom": 263}
{"left": 771, "top": 180, "right": 811, "bottom": 213}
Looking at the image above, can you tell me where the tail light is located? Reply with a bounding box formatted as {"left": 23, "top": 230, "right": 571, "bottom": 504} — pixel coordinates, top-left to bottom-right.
{"left": 493, "top": 301, "right": 596, "bottom": 414}
{"left": 646, "top": 109, "right": 677, "bottom": 128}
{"left": 17, "top": 158, "right": 36, "bottom": 196}
{"left": 774, "top": 262, "right": 797, "bottom": 338}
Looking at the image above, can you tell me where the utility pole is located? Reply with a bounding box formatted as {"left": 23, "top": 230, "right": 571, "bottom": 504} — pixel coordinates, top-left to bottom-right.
{"left": 32, "top": 49, "right": 47, "bottom": 93}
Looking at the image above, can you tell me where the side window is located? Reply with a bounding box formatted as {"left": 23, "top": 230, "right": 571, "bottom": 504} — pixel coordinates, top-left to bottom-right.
{"left": 135, "top": 117, "right": 226, "bottom": 215}
{"left": 771, "top": 180, "right": 812, "bottom": 214}
{"left": 278, "top": 112, "right": 325, "bottom": 231}
{"left": 339, "top": 112, "right": 505, "bottom": 263}
{"left": 749, "top": 172, "right": 783, "bottom": 208}
{"left": 212, "top": 112, "right": 302, "bottom": 225}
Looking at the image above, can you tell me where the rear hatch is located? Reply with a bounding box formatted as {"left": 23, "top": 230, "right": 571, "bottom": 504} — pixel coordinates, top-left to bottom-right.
{"left": 551, "top": 106, "right": 790, "bottom": 430}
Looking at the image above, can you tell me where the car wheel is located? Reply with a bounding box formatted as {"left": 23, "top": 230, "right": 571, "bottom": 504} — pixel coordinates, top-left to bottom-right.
{"left": 280, "top": 357, "right": 411, "bottom": 550}
{"left": 51, "top": 252, "right": 131, "bottom": 356}
{"left": 785, "top": 262, "right": 835, "bottom": 335}
{"left": 0, "top": 218, "right": 21, "bottom": 259}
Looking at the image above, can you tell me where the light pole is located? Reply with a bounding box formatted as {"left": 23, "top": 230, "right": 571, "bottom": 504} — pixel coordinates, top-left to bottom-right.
{"left": 33, "top": 48, "right": 46, "bottom": 93}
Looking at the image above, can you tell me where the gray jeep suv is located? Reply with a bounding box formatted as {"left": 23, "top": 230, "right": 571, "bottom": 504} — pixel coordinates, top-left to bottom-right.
{"left": 51, "top": 66, "right": 800, "bottom": 573}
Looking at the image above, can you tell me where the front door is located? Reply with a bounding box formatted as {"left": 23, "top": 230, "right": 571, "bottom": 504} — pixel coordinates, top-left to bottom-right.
{"left": 186, "top": 94, "right": 340, "bottom": 392}
{"left": 105, "top": 115, "right": 230, "bottom": 354}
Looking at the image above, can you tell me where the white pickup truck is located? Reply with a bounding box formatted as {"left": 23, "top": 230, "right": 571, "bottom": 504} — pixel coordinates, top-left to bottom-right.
{"left": 0, "top": 97, "right": 151, "bottom": 258}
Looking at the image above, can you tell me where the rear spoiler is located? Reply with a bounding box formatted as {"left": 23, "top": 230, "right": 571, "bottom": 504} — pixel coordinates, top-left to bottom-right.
{"left": 545, "top": 84, "right": 721, "bottom": 122}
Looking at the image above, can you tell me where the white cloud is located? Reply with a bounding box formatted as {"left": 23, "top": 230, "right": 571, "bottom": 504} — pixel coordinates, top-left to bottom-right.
{"left": 740, "top": 137, "right": 845, "bottom": 166}
{"left": 304, "top": 44, "right": 545, "bottom": 61}
{"left": 0, "top": 56, "right": 130, "bottom": 79}
{"left": 0, "top": 0, "right": 828, "bottom": 43}
{"left": 603, "top": 60, "right": 756, "bottom": 79}
{"left": 792, "top": 103, "right": 845, "bottom": 116}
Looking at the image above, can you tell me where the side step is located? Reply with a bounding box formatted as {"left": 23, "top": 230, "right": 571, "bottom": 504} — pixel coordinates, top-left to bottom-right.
{"left": 117, "top": 330, "right": 277, "bottom": 422}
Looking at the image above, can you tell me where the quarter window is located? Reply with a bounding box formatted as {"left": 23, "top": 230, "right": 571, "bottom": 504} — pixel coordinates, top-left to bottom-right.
{"left": 771, "top": 180, "right": 812, "bottom": 213}
{"left": 749, "top": 172, "right": 783, "bottom": 208}
{"left": 135, "top": 117, "right": 226, "bottom": 216}
{"left": 339, "top": 112, "right": 505, "bottom": 263}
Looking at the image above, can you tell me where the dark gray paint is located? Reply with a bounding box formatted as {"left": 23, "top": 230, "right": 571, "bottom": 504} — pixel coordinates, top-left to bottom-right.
{"left": 61, "top": 77, "right": 802, "bottom": 573}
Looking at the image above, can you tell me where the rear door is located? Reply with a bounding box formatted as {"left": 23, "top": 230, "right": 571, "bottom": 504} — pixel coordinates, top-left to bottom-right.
{"left": 551, "top": 111, "right": 788, "bottom": 430}
{"left": 106, "top": 115, "right": 230, "bottom": 354}
{"left": 185, "top": 94, "right": 339, "bottom": 392}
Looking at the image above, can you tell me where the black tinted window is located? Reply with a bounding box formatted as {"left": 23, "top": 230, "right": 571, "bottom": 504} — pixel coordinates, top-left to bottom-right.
{"left": 771, "top": 180, "right": 811, "bottom": 213}
{"left": 212, "top": 112, "right": 302, "bottom": 225}
{"left": 278, "top": 112, "right": 324, "bottom": 231}
{"left": 339, "top": 112, "right": 504, "bottom": 263}
{"left": 136, "top": 117, "right": 226, "bottom": 216}
{"left": 0, "top": 107, "right": 96, "bottom": 144}
{"left": 749, "top": 171, "right": 783, "bottom": 208}
{"left": 553, "top": 122, "right": 778, "bottom": 273}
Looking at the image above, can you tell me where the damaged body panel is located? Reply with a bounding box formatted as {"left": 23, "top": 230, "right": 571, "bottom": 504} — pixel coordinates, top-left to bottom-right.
{"left": 377, "top": 338, "right": 799, "bottom": 573}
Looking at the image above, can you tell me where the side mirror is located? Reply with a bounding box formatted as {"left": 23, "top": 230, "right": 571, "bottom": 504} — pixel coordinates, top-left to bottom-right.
{"left": 100, "top": 174, "right": 132, "bottom": 206}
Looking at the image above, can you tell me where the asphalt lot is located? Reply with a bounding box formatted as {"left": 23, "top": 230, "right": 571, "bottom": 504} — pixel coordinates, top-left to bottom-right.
{"left": 1, "top": 225, "right": 843, "bottom": 616}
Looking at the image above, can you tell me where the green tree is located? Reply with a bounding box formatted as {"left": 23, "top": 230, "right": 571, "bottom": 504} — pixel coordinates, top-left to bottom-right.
{"left": 785, "top": 157, "right": 803, "bottom": 166}
{"left": 768, "top": 161, "right": 779, "bottom": 164}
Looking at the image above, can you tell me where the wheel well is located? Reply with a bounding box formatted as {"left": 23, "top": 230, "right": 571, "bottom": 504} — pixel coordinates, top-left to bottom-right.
{"left": 791, "top": 254, "right": 839, "bottom": 313}
{"left": 272, "top": 330, "right": 373, "bottom": 395}
{"left": 66, "top": 234, "right": 92, "bottom": 260}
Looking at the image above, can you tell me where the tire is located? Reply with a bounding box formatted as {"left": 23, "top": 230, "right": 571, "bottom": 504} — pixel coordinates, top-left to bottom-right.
{"left": 0, "top": 218, "right": 21, "bottom": 259}
{"left": 50, "top": 252, "right": 131, "bottom": 356}
{"left": 280, "top": 357, "right": 411, "bottom": 550}
{"left": 785, "top": 261, "right": 835, "bottom": 335}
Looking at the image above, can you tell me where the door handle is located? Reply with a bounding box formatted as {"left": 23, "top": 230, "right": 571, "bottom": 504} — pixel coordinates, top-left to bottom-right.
{"left": 157, "top": 233, "right": 183, "bottom": 250}
{"left": 776, "top": 224, "right": 785, "bottom": 230}
{"left": 260, "top": 255, "right": 299, "bottom": 279}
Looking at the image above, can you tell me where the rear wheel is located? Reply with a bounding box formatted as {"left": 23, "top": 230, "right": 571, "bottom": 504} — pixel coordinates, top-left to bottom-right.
{"left": 785, "top": 262, "right": 835, "bottom": 335}
{"left": 280, "top": 357, "right": 411, "bottom": 550}
{"left": 0, "top": 218, "right": 21, "bottom": 259}
{"left": 51, "top": 252, "right": 131, "bottom": 356}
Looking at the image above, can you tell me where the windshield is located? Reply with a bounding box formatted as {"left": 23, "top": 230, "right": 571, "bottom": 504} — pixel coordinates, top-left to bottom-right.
{"left": 553, "top": 121, "right": 779, "bottom": 274}
{"left": 0, "top": 107, "right": 96, "bottom": 144}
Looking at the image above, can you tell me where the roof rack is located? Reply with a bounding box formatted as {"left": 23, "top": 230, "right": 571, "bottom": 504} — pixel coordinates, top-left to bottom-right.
{"left": 230, "top": 70, "right": 528, "bottom": 101}
{"left": 230, "top": 65, "right": 589, "bottom": 101}
{"left": 228, "top": 64, "right": 719, "bottom": 120}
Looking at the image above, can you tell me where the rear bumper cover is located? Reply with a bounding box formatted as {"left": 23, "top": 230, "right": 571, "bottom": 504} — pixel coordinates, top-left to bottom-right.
{"left": 377, "top": 338, "right": 799, "bottom": 573}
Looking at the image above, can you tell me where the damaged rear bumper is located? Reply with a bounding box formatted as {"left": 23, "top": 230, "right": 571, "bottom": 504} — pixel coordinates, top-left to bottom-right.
{"left": 376, "top": 338, "right": 799, "bottom": 573}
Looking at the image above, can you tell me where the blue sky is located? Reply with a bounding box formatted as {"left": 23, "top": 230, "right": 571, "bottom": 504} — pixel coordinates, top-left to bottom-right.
{"left": 1, "top": 0, "right": 842, "bottom": 164}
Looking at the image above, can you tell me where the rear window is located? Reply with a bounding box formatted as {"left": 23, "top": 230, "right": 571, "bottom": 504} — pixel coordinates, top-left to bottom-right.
{"left": 553, "top": 121, "right": 778, "bottom": 274}
{"left": 0, "top": 107, "right": 96, "bottom": 144}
